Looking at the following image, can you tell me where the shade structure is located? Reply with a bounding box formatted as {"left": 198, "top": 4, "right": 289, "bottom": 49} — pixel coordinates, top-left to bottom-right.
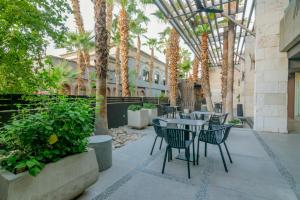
{"left": 154, "top": 0, "right": 256, "bottom": 67}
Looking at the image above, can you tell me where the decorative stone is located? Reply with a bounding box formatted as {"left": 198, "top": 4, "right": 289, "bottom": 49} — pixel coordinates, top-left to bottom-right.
{"left": 0, "top": 149, "right": 98, "bottom": 200}
{"left": 88, "top": 135, "right": 112, "bottom": 172}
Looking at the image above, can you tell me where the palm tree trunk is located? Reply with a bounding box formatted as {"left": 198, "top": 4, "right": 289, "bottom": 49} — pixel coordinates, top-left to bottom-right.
{"left": 226, "top": 21, "right": 235, "bottom": 120}
{"left": 77, "top": 51, "right": 84, "bottom": 95}
{"left": 149, "top": 48, "right": 154, "bottom": 97}
{"left": 165, "top": 47, "right": 169, "bottom": 87}
{"left": 70, "top": 0, "right": 91, "bottom": 96}
{"left": 94, "top": 0, "right": 109, "bottom": 132}
{"left": 192, "top": 56, "right": 200, "bottom": 83}
{"left": 221, "top": 29, "right": 229, "bottom": 113}
{"left": 115, "top": 46, "right": 120, "bottom": 96}
{"left": 106, "top": 2, "right": 113, "bottom": 48}
{"left": 135, "top": 36, "right": 141, "bottom": 96}
{"left": 71, "top": 0, "right": 85, "bottom": 33}
{"left": 200, "top": 33, "right": 214, "bottom": 112}
{"left": 118, "top": 8, "right": 130, "bottom": 97}
{"left": 169, "top": 29, "right": 180, "bottom": 106}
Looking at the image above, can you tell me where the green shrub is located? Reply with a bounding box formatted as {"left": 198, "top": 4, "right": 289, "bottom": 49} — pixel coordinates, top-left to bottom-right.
{"left": 0, "top": 96, "right": 94, "bottom": 176}
{"left": 143, "top": 103, "right": 156, "bottom": 109}
{"left": 128, "top": 104, "right": 142, "bottom": 111}
{"left": 228, "top": 119, "right": 241, "bottom": 125}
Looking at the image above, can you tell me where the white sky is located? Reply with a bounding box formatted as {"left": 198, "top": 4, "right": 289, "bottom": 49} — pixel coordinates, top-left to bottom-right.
{"left": 46, "top": 1, "right": 191, "bottom": 61}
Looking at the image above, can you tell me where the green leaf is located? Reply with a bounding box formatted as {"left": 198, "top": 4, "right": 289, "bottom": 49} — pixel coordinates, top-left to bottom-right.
{"left": 29, "top": 166, "right": 41, "bottom": 177}
{"left": 15, "top": 162, "right": 27, "bottom": 170}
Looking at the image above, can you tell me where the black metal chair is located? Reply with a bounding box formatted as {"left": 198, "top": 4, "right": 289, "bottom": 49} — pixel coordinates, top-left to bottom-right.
{"left": 221, "top": 113, "right": 229, "bottom": 124}
{"left": 197, "top": 125, "right": 233, "bottom": 172}
{"left": 162, "top": 128, "right": 196, "bottom": 178}
{"left": 179, "top": 112, "right": 191, "bottom": 119}
{"left": 150, "top": 118, "right": 167, "bottom": 155}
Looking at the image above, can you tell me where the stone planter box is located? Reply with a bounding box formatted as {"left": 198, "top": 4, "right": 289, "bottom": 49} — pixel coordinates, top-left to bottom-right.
{"left": 127, "top": 109, "right": 148, "bottom": 129}
{"left": 142, "top": 108, "right": 158, "bottom": 125}
{"left": 0, "top": 149, "right": 99, "bottom": 200}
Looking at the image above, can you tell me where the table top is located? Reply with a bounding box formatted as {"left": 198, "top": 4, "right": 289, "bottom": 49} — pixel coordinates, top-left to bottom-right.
{"left": 163, "top": 118, "right": 207, "bottom": 126}
{"left": 192, "top": 111, "right": 223, "bottom": 116}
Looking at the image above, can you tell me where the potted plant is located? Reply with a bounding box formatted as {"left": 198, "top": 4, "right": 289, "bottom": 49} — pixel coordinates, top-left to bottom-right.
{"left": 236, "top": 94, "right": 243, "bottom": 117}
{"left": 127, "top": 104, "right": 148, "bottom": 129}
{"left": 0, "top": 96, "right": 99, "bottom": 200}
{"left": 142, "top": 103, "right": 158, "bottom": 125}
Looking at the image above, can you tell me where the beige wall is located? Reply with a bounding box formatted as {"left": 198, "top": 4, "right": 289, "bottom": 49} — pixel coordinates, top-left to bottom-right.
{"left": 240, "top": 36, "right": 255, "bottom": 118}
{"left": 254, "top": 0, "right": 289, "bottom": 133}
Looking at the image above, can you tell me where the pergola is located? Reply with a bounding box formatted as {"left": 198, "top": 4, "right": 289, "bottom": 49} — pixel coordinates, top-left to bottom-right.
{"left": 154, "top": 0, "right": 256, "bottom": 67}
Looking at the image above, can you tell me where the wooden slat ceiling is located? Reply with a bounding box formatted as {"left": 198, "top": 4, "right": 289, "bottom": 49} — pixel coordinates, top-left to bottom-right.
{"left": 154, "top": 0, "right": 255, "bottom": 66}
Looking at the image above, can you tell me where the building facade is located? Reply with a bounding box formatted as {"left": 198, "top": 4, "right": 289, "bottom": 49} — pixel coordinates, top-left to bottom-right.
{"left": 51, "top": 47, "right": 167, "bottom": 97}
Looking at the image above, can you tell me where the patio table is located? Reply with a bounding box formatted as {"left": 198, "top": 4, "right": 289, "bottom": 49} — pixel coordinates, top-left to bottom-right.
{"left": 163, "top": 118, "right": 207, "bottom": 161}
{"left": 192, "top": 111, "right": 223, "bottom": 120}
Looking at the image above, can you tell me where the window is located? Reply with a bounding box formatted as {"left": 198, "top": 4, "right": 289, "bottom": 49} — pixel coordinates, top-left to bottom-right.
{"left": 142, "top": 70, "right": 149, "bottom": 82}
{"left": 154, "top": 73, "right": 160, "bottom": 84}
{"left": 163, "top": 78, "right": 166, "bottom": 85}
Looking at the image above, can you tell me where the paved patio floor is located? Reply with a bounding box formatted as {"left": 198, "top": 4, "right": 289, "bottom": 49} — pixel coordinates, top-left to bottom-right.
{"left": 78, "top": 127, "right": 300, "bottom": 200}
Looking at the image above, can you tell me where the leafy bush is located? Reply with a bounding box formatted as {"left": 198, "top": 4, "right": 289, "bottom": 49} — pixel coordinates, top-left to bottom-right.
{"left": 143, "top": 103, "right": 156, "bottom": 109}
{"left": 0, "top": 96, "right": 94, "bottom": 176}
{"left": 128, "top": 104, "right": 142, "bottom": 111}
{"left": 228, "top": 119, "right": 242, "bottom": 125}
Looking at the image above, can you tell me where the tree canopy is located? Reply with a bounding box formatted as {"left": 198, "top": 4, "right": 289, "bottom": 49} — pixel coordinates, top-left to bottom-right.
{"left": 0, "top": 0, "right": 70, "bottom": 94}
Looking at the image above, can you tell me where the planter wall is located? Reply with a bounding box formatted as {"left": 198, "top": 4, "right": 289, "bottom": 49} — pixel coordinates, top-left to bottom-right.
{"left": 142, "top": 108, "right": 158, "bottom": 125}
{"left": 0, "top": 149, "right": 99, "bottom": 200}
{"left": 127, "top": 110, "right": 148, "bottom": 129}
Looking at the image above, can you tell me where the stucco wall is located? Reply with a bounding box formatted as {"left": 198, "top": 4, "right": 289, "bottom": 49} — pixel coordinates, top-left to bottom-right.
{"left": 254, "top": 0, "right": 289, "bottom": 133}
{"left": 240, "top": 36, "right": 255, "bottom": 118}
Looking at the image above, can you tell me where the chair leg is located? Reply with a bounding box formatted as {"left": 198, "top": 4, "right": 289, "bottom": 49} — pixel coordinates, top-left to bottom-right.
{"left": 192, "top": 140, "right": 195, "bottom": 166}
{"left": 204, "top": 142, "right": 207, "bottom": 157}
{"left": 159, "top": 137, "right": 163, "bottom": 150}
{"left": 162, "top": 146, "right": 168, "bottom": 174}
{"left": 196, "top": 140, "right": 200, "bottom": 165}
{"left": 150, "top": 136, "right": 158, "bottom": 155}
{"left": 218, "top": 145, "right": 228, "bottom": 172}
{"left": 186, "top": 147, "right": 191, "bottom": 179}
{"left": 224, "top": 142, "right": 233, "bottom": 163}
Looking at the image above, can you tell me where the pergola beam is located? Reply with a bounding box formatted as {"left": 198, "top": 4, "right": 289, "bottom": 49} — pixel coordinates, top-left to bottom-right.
{"left": 221, "top": 12, "right": 256, "bottom": 37}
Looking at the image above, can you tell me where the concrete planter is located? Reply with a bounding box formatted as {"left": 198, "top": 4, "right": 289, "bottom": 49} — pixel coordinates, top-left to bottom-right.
{"left": 142, "top": 108, "right": 158, "bottom": 125}
{"left": 127, "top": 109, "right": 148, "bottom": 129}
{"left": 0, "top": 149, "right": 99, "bottom": 200}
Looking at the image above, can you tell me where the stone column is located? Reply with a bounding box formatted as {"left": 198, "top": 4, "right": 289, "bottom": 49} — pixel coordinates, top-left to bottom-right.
{"left": 254, "top": 0, "right": 289, "bottom": 133}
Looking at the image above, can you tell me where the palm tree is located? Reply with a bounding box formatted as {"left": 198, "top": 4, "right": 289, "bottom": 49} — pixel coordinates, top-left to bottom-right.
{"left": 226, "top": 21, "right": 235, "bottom": 120}
{"left": 158, "top": 27, "right": 171, "bottom": 87}
{"left": 143, "top": 37, "right": 160, "bottom": 97}
{"left": 106, "top": 0, "right": 114, "bottom": 48}
{"left": 94, "top": 0, "right": 109, "bottom": 132}
{"left": 221, "top": 29, "right": 228, "bottom": 113}
{"left": 130, "top": 10, "right": 149, "bottom": 96}
{"left": 179, "top": 48, "right": 192, "bottom": 79}
{"left": 117, "top": 0, "right": 132, "bottom": 97}
{"left": 111, "top": 16, "right": 121, "bottom": 96}
{"left": 46, "top": 62, "right": 78, "bottom": 94}
{"left": 192, "top": 54, "right": 200, "bottom": 83}
{"left": 70, "top": 0, "right": 91, "bottom": 95}
{"left": 196, "top": 24, "right": 214, "bottom": 112}
{"left": 63, "top": 32, "right": 94, "bottom": 95}
{"left": 169, "top": 29, "right": 180, "bottom": 106}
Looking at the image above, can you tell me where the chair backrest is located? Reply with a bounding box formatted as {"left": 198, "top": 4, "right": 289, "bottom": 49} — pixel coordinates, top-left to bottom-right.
{"left": 221, "top": 113, "right": 229, "bottom": 124}
{"left": 179, "top": 112, "right": 191, "bottom": 119}
{"left": 199, "top": 125, "right": 226, "bottom": 144}
{"left": 208, "top": 114, "right": 221, "bottom": 128}
{"left": 152, "top": 118, "right": 166, "bottom": 137}
{"left": 222, "top": 124, "right": 232, "bottom": 142}
{"left": 164, "top": 128, "right": 192, "bottom": 148}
